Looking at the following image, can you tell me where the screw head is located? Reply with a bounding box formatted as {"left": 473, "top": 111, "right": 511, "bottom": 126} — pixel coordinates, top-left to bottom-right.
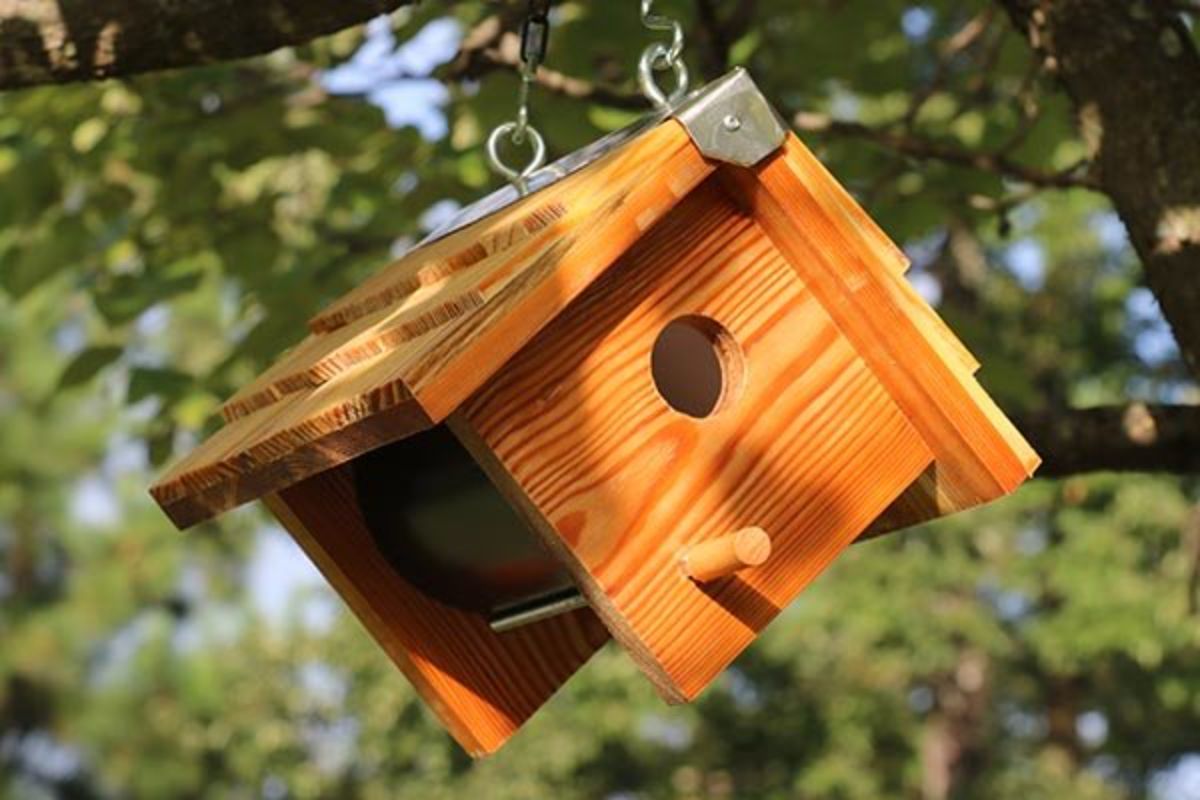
{"left": 722, "top": 114, "right": 742, "bottom": 132}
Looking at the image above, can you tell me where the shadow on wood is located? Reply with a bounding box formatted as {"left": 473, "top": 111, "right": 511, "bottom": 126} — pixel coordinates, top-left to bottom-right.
{"left": 150, "top": 72, "right": 1037, "bottom": 755}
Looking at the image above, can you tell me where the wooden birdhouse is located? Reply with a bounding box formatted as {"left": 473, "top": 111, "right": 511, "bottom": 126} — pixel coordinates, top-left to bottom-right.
{"left": 150, "top": 70, "right": 1037, "bottom": 756}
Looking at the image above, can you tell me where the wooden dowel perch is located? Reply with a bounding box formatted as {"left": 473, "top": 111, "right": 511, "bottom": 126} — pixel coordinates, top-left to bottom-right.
{"left": 680, "top": 527, "right": 772, "bottom": 583}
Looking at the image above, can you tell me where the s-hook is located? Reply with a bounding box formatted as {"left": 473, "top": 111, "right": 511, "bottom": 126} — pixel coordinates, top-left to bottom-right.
{"left": 638, "top": 0, "right": 690, "bottom": 109}
{"left": 487, "top": 0, "right": 551, "bottom": 192}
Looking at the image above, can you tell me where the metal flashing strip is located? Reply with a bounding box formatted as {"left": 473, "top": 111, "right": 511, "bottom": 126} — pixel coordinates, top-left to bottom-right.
{"left": 419, "top": 108, "right": 668, "bottom": 248}
{"left": 418, "top": 69, "right": 785, "bottom": 249}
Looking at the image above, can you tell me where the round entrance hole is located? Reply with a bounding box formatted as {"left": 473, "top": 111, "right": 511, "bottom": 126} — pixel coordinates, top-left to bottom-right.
{"left": 650, "top": 315, "right": 744, "bottom": 419}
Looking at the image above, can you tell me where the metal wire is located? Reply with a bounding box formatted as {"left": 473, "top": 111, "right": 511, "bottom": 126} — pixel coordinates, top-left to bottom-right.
{"left": 487, "top": 122, "right": 546, "bottom": 189}
{"left": 487, "top": 0, "right": 691, "bottom": 185}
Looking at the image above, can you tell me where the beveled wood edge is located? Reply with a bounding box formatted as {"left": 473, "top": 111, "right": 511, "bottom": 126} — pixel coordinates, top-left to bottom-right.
{"left": 152, "top": 122, "right": 712, "bottom": 531}
{"left": 716, "top": 146, "right": 1038, "bottom": 500}
{"left": 262, "top": 492, "right": 493, "bottom": 756}
{"left": 443, "top": 413, "right": 687, "bottom": 701}
{"left": 152, "top": 399, "right": 433, "bottom": 528}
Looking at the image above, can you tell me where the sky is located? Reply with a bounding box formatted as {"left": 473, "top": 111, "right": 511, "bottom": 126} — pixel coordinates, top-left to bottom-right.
{"left": 321, "top": 16, "right": 461, "bottom": 139}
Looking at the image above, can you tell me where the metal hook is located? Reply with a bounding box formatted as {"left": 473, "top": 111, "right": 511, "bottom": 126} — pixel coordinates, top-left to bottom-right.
{"left": 487, "top": 122, "right": 547, "bottom": 194}
{"left": 638, "top": 43, "right": 689, "bottom": 110}
{"left": 637, "top": 0, "right": 689, "bottom": 109}
{"left": 487, "top": 2, "right": 551, "bottom": 188}
{"left": 640, "top": 0, "right": 685, "bottom": 65}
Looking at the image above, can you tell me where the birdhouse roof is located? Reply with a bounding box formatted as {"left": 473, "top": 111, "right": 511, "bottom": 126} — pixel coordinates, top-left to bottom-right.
{"left": 150, "top": 69, "right": 1037, "bottom": 531}
{"left": 151, "top": 110, "right": 724, "bottom": 527}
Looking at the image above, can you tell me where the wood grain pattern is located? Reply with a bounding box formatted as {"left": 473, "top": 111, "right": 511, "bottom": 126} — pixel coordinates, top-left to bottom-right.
{"left": 721, "top": 133, "right": 1038, "bottom": 519}
{"left": 151, "top": 120, "right": 714, "bottom": 528}
{"left": 223, "top": 334, "right": 326, "bottom": 422}
{"left": 748, "top": 134, "right": 979, "bottom": 376}
{"left": 266, "top": 466, "right": 610, "bottom": 757}
{"left": 222, "top": 262, "right": 497, "bottom": 423}
{"left": 680, "top": 527, "right": 772, "bottom": 583}
{"left": 457, "top": 180, "right": 935, "bottom": 701}
{"left": 148, "top": 103, "right": 1038, "bottom": 757}
{"left": 309, "top": 200, "right": 569, "bottom": 335}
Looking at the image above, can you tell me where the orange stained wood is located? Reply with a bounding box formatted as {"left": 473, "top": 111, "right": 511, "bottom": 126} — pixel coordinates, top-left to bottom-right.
{"left": 143, "top": 95, "right": 1041, "bottom": 759}
{"left": 680, "top": 527, "right": 773, "bottom": 583}
{"left": 306, "top": 199, "right": 570, "bottom": 336}
{"left": 266, "top": 467, "right": 610, "bottom": 757}
{"left": 151, "top": 119, "right": 715, "bottom": 528}
{"left": 720, "top": 133, "right": 1038, "bottom": 520}
{"left": 456, "top": 179, "right": 935, "bottom": 702}
{"left": 734, "top": 130, "right": 980, "bottom": 377}
{"left": 755, "top": 134, "right": 979, "bottom": 378}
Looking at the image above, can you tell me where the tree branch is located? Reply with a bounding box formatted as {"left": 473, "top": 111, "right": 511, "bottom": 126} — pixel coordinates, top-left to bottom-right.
{"left": 690, "top": 0, "right": 758, "bottom": 81}
{"left": 442, "top": 20, "right": 648, "bottom": 110}
{"left": 995, "top": 0, "right": 1200, "bottom": 380}
{"left": 1016, "top": 403, "right": 1200, "bottom": 477}
{"left": 0, "top": 0, "right": 414, "bottom": 90}
{"left": 794, "top": 112, "right": 1100, "bottom": 191}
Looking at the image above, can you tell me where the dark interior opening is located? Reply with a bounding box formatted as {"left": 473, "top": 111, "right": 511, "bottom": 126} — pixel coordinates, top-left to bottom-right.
{"left": 650, "top": 314, "right": 744, "bottom": 418}
{"left": 352, "top": 426, "right": 575, "bottom": 616}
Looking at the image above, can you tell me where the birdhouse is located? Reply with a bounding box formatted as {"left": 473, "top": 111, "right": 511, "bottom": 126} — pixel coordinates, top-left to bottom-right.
{"left": 150, "top": 70, "right": 1037, "bottom": 756}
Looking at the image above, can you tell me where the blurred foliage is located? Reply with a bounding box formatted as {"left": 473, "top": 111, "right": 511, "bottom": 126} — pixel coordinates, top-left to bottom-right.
{"left": 1, "top": 1, "right": 1198, "bottom": 798}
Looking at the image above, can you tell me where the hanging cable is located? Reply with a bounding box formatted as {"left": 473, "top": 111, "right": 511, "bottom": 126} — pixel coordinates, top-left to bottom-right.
{"left": 513, "top": 0, "right": 550, "bottom": 144}
{"left": 487, "top": 0, "right": 552, "bottom": 190}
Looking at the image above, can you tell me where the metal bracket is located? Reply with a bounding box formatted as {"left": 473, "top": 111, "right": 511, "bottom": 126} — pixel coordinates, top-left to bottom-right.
{"left": 672, "top": 68, "right": 787, "bottom": 168}
{"left": 420, "top": 69, "right": 785, "bottom": 248}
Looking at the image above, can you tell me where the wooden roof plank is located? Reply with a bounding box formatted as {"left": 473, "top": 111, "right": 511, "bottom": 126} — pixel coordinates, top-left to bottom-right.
{"left": 152, "top": 119, "right": 714, "bottom": 527}
{"left": 309, "top": 198, "right": 570, "bottom": 335}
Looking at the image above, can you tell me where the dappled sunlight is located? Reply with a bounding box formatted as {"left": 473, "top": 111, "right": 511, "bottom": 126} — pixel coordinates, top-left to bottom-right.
{"left": 1156, "top": 205, "right": 1200, "bottom": 256}
{"left": 2, "top": 0, "right": 1200, "bottom": 796}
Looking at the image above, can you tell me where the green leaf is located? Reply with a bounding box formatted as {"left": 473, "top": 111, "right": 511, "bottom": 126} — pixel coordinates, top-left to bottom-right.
{"left": 58, "top": 346, "right": 123, "bottom": 389}
{"left": 729, "top": 30, "right": 763, "bottom": 66}
{"left": 1, "top": 215, "right": 91, "bottom": 299}
{"left": 587, "top": 106, "right": 643, "bottom": 133}
{"left": 93, "top": 270, "right": 203, "bottom": 325}
{"left": 147, "top": 424, "right": 176, "bottom": 468}
{"left": 127, "top": 367, "right": 193, "bottom": 404}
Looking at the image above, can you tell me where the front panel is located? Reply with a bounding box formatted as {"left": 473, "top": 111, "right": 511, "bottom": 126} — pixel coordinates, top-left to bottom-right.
{"left": 457, "top": 178, "right": 934, "bottom": 701}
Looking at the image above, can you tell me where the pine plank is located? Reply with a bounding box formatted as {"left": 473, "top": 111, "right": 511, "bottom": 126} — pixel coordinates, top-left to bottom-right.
{"left": 223, "top": 334, "right": 323, "bottom": 422}
{"left": 456, "top": 180, "right": 934, "bottom": 701}
{"left": 222, "top": 260, "right": 496, "bottom": 423}
{"left": 265, "top": 465, "right": 609, "bottom": 757}
{"left": 151, "top": 371, "right": 430, "bottom": 528}
{"left": 151, "top": 120, "right": 714, "bottom": 528}
{"left": 721, "top": 134, "right": 1038, "bottom": 519}
{"left": 764, "top": 136, "right": 980, "bottom": 376}
{"left": 309, "top": 199, "right": 570, "bottom": 335}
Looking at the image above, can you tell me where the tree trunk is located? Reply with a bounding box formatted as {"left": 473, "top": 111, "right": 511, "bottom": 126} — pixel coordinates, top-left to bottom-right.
{"left": 996, "top": 0, "right": 1200, "bottom": 380}
{"left": 0, "top": 0, "right": 411, "bottom": 89}
{"left": 921, "top": 649, "right": 991, "bottom": 800}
